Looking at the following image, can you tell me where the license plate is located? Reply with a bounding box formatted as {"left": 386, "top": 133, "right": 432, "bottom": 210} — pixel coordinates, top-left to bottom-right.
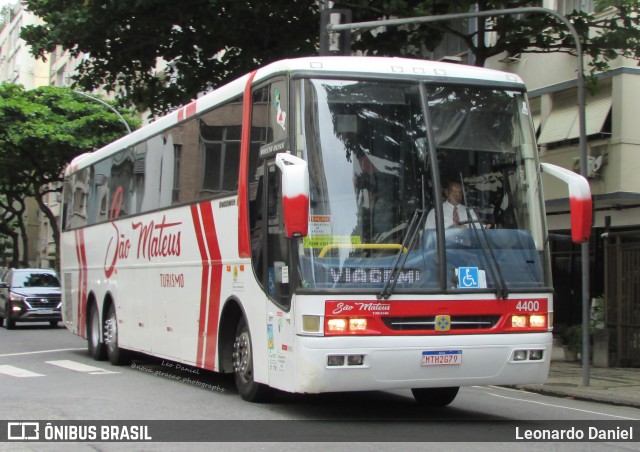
{"left": 37, "top": 310, "right": 54, "bottom": 315}
{"left": 421, "top": 350, "right": 462, "bottom": 366}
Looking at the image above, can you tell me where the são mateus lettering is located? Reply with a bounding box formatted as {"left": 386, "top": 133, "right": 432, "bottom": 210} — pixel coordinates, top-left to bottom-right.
{"left": 104, "top": 215, "right": 182, "bottom": 278}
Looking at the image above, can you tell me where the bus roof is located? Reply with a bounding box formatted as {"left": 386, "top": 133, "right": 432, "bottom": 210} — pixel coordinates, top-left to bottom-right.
{"left": 66, "top": 56, "right": 525, "bottom": 174}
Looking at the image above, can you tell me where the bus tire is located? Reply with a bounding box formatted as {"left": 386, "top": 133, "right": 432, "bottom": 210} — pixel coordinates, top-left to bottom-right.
{"left": 411, "top": 387, "right": 459, "bottom": 407}
{"left": 104, "top": 303, "right": 130, "bottom": 365}
{"left": 88, "top": 304, "right": 107, "bottom": 361}
{"left": 233, "top": 317, "right": 272, "bottom": 402}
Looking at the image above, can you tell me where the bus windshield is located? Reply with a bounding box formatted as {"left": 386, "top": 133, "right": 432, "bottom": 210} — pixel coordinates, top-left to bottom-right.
{"left": 296, "top": 78, "right": 547, "bottom": 293}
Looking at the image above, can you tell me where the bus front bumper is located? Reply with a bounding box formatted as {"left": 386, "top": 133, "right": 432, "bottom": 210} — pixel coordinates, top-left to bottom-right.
{"left": 294, "top": 332, "right": 552, "bottom": 394}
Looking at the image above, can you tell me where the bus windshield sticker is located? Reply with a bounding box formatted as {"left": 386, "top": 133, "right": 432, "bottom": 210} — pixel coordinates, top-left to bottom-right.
{"left": 456, "top": 267, "right": 487, "bottom": 289}
{"left": 303, "top": 235, "right": 361, "bottom": 249}
{"left": 309, "top": 215, "right": 331, "bottom": 235}
{"left": 274, "top": 87, "right": 286, "bottom": 130}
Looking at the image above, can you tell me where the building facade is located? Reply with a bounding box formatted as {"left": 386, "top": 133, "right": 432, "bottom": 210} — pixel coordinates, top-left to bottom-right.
{"left": 483, "top": 1, "right": 640, "bottom": 366}
{"left": 0, "top": 1, "right": 49, "bottom": 268}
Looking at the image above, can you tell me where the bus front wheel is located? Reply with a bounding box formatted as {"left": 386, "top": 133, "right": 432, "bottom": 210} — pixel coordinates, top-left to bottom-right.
{"left": 411, "top": 387, "right": 459, "bottom": 407}
{"left": 233, "top": 317, "right": 272, "bottom": 402}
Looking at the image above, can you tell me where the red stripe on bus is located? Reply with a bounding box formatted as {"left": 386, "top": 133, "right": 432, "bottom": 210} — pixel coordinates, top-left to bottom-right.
{"left": 177, "top": 100, "right": 198, "bottom": 122}
{"left": 199, "top": 202, "right": 222, "bottom": 370}
{"left": 76, "top": 229, "right": 88, "bottom": 338}
{"left": 190, "top": 204, "right": 209, "bottom": 368}
{"left": 186, "top": 101, "right": 197, "bottom": 119}
{"left": 74, "top": 230, "right": 82, "bottom": 337}
{"left": 237, "top": 70, "right": 258, "bottom": 258}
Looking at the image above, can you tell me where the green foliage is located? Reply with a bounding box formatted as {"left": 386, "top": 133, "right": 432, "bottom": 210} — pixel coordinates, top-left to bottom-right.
{"left": 22, "top": 0, "right": 319, "bottom": 115}
{"left": 336, "top": 0, "right": 640, "bottom": 70}
{"left": 0, "top": 83, "right": 139, "bottom": 260}
{"left": 0, "top": 83, "right": 138, "bottom": 187}
{"left": 18, "top": 1, "right": 640, "bottom": 115}
{"left": 562, "top": 322, "right": 597, "bottom": 353}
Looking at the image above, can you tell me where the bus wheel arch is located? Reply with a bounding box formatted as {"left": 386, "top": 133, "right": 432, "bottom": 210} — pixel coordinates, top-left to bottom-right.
{"left": 218, "top": 297, "right": 243, "bottom": 374}
{"left": 86, "top": 293, "right": 107, "bottom": 361}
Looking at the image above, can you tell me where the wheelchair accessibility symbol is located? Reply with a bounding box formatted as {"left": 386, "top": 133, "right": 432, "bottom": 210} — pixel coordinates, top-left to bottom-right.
{"left": 458, "top": 267, "right": 480, "bottom": 288}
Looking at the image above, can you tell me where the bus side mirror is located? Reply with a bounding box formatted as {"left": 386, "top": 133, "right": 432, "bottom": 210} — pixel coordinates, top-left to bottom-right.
{"left": 275, "top": 153, "right": 309, "bottom": 238}
{"left": 540, "top": 163, "right": 592, "bottom": 243}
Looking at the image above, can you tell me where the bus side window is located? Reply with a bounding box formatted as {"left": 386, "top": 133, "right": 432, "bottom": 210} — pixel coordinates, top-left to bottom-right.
{"left": 199, "top": 98, "right": 243, "bottom": 197}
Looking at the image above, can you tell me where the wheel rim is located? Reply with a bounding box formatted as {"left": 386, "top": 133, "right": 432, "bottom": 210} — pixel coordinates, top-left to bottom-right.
{"left": 104, "top": 312, "right": 117, "bottom": 354}
{"left": 90, "top": 308, "right": 100, "bottom": 348}
{"left": 233, "top": 330, "right": 253, "bottom": 384}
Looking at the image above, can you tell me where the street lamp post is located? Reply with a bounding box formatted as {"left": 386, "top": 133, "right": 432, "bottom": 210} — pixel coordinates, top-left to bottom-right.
{"left": 72, "top": 91, "right": 132, "bottom": 134}
{"left": 328, "top": 7, "right": 591, "bottom": 386}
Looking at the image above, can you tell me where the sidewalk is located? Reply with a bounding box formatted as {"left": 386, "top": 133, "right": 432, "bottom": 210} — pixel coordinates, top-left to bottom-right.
{"left": 515, "top": 359, "right": 640, "bottom": 409}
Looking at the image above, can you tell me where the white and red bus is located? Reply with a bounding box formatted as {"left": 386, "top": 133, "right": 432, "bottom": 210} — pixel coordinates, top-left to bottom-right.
{"left": 61, "top": 56, "right": 591, "bottom": 405}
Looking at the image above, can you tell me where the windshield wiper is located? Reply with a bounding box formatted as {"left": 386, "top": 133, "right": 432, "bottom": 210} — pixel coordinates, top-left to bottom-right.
{"left": 378, "top": 207, "right": 427, "bottom": 300}
{"left": 461, "top": 209, "right": 509, "bottom": 299}
{"left": 459, "top": 177, "right": 509, "bottom": 299}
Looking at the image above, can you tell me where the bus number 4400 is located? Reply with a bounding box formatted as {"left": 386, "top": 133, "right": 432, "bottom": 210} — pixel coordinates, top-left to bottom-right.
{"left": 515, "top": 300, "right": 540, "bottom": 312}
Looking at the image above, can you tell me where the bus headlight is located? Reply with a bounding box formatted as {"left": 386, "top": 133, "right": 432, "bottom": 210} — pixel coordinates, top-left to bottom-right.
{"left": 529, "top": 315, "right": 546, "bottom": 328}
{"left": 324, "top": 316, "right": 380, "bottom": 335}
{"left": 349, "top": 318, "right": 367, "bottom": 331}
{"left": 511, "top": 314, "right": 547, "bottom": 329}
{"left": 511, "top": 315, "right": 527, "bottom": 328}
{"left": 326, "top": 318, "right": 347, "bottom": 333}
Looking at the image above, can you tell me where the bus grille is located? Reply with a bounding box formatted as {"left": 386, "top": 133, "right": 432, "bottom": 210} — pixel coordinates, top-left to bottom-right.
{"left": 382, "top": 316, "right": 500, "bottom": 331}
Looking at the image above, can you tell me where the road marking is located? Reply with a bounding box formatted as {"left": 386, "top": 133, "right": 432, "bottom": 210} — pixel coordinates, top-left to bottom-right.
{"left": 0, "top": 365, "right": 44, "bottom": 378}
{"left": 0, "top": 348, "right": 85, "bottom": 358}
{"left": 46, "top": 360, "right": 119, "bottom": 375}
{"left": 487, "top": 392, "right": 640, "bottom": 420}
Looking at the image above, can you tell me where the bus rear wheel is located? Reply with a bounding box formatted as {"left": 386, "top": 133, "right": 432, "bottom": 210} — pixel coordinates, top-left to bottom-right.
{"left": 104, "top": 304, "right": 130, "bottom": 365}
{"left": 233, "top": 317, "right": 272, "bottom": 402}
{"left": 88, "top": 304, "right": 107, "bottom": 361}
{"left": 411, "top": 387, "right": 459, "bottom": 407}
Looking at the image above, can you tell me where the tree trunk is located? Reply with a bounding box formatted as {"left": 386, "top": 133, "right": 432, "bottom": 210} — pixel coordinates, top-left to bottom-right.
{"left": 16, "top": 215, "right": 29, "bottom": 268}
{"left": 10, "top": 232, "right": 19, "bottom": 269}
{"left": 34, "top": 185, "right": 61, "bottom": 272}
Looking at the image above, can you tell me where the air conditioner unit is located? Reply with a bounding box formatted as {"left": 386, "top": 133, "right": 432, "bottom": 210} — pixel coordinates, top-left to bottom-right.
{"left": 498, "top": 54, "right": 521, "bottom": 64}
{"left": 439, "top": 55, "right": 462, "bottom": 64}
{"left": 573, "top": 155, "right": 606, "bottom": 179}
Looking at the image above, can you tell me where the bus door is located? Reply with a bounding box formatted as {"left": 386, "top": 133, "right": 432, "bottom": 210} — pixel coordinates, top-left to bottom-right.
{"left": 261, "top": 159, "right": 296, "bottom": 390}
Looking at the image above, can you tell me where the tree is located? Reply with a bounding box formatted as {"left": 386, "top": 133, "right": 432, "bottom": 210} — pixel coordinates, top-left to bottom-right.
{"left": 0, "top": 197, "right": 22, "bottom": 269}
{"left": 333, "top": 0, "right": 640, "bottom": 71}
{"left": 22, "top": 0, "right": 319, "bottom": 115}
{"left": 0, "top": 83, "right": 139, "bottom": 266}
{"left": 21, "top": 1, "right": 640, "bottom": 117}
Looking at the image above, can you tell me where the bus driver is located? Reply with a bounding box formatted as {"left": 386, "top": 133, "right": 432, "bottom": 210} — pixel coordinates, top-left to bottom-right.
{"left": 425, "top": 181, "right": 468, "bottom": 229}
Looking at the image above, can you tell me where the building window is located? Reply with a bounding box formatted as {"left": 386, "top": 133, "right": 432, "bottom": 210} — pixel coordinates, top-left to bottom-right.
{"left": 557, "top": 0, "right": 595, "bottom": 15}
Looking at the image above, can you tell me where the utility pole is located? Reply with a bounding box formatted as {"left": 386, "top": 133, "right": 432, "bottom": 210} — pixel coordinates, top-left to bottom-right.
{"left": 328, "top": 7, "right": 591, "bottom": 386}
{"left": 73, "top": 91, "right": 132, "bottom": 134}
{"left": 319, "top": 2, "right": 352, "bottom": 56}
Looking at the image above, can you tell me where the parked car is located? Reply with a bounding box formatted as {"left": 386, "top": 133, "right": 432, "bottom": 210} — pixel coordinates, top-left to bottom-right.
{"left": 0, "top": 268, "right": 62, "bottom": 329}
